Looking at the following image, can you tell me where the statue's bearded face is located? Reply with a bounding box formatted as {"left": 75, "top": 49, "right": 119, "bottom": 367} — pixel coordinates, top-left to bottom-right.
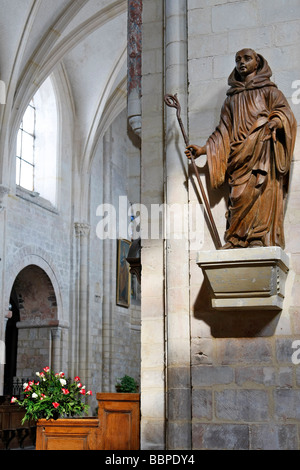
{"left": 235, "top": 49, "right": 258, "bottom": 77}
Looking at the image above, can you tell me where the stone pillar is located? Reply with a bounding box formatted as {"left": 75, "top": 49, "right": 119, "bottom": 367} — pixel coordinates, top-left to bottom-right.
{"left": 164, "top": 0, "right": 191, "bottom": 450}
{"left": 128, "top": 0, "right": 142, "bottom": 137}
{"left": 0, "top": 185, "right": 9, "bottom": 394}
{"left": 140, "top": 0, "right": 165, "bottom": 450}
{"left": 74, "top": 222, "right": 90, "bottom": 385}
{"left": 102, "top": 129, "right": 113, "bottom": 391}
{"left": 51, "top": 327, "right": 62, "bottom": 373}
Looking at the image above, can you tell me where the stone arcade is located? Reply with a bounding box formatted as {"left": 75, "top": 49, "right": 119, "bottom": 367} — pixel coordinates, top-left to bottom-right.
{"left": 0, "top": 0, "right": 300, "bottom": 451}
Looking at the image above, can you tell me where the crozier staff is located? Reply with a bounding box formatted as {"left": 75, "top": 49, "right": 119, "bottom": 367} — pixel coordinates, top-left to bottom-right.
{"left": 185, "top": 48, "right": 297, "bottom": 249}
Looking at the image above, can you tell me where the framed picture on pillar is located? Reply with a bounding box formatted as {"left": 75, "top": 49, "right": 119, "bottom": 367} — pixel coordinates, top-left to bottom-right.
{"left": 116, "top": 238, "right": 131, "bottom": 308}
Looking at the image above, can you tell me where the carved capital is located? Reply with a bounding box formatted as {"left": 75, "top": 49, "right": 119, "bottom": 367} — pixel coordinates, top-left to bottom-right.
{"left": 51, "top": 327, "right": 62, "bottom": 340}
{"left": 74, "top": 222, "right": 90, "bottom": 237}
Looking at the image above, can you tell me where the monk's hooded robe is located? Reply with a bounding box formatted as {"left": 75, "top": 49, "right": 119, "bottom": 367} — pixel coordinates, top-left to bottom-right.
{"left": 205, "top": 54, "right": 297, "bottom": 248}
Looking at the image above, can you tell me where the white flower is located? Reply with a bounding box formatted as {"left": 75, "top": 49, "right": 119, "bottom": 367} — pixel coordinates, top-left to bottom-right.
{"left": 23, "top": 382, "right": 28, "bottom": 389}
{"left": 32, "top": 393, "right": 38, "bottom": 398}
{"left": 36, "top": 372, "right": 40, "bottom": 377}
{"left": 60, "top": 378, "right": 67, "bottom": 386}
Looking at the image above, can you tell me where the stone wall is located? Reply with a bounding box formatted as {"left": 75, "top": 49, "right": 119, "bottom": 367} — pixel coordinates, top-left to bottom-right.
{"left": 1, "top": 101, "right": 141, "bottom": 405}
{"left": 140, "top": 0, "right": 300, "bottom": 450}
{"left": 140, "top": 0, "right": 166, "bottom": 450}
{"left": 3, "top": 191, "right": 72, "bottom": 379}
{"left": 89, "top": 108, "right": 141, "bottom": 398}
{"left": 188, "top": 0, "right": 300, "bottom": 451}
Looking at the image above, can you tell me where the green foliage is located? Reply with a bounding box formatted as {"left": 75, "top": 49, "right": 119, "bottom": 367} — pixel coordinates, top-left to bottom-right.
{"left": 115, "top": 375, "right": 139, "bottom": 393}
{"left": 11, "top": 367, "right": 92, "bottom": 424}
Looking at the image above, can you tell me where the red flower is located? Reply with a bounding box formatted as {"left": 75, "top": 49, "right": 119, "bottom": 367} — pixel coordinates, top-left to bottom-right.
{"left": 74, "top": 376, "right": 80, "bottom": 382}
{"left": 79, "top": 389, "right": 86, "bottom": 395}
{"left": 52, "top": 402, "right": 60, "bottom": 409}
{"left": 11, "top": 397, "right": 17, "bottom": 403}
{"left": 43, "top": 367, "right": 50, "bottom": 373}
{"left": 87, "top": 390, "right": 93, "bottom": 396}
{"left": 77, "top": 382, "right": 82, "bottom": 388}
{"left": 62, "top": 388, "right": 70, "bottom": 395}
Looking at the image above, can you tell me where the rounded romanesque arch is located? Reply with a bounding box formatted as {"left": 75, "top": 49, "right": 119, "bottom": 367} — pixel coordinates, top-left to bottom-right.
{"left": 3, "top": 249, "right": 67, "bottom": 385}
{"left": 4, "top": 248, "right": 64, "bottom": 325}
{"left": 6, "top": 265, "right": 59, "bottom": 382}
{"left": 13, "top": 265, "right": 58, "bottom": 326}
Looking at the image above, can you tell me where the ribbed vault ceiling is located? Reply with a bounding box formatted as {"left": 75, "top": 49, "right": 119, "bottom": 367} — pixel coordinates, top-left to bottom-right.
{"left": 0, "top": 0, "right": 127, "bottom": 171}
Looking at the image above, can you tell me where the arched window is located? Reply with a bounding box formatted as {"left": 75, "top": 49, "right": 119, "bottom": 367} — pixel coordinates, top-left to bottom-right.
{"left": 16, "top": 99, "right": 36, "bottom": 192}
{"left": 16, "top": 76, "right": 58, "bottom": 206}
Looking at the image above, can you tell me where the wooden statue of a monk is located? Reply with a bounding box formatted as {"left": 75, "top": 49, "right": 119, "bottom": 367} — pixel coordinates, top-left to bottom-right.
{"left": 185, "top": 48, "right": 297, "bottom": 249}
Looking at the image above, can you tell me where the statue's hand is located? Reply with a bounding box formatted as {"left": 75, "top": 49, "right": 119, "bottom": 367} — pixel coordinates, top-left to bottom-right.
{"left": 185, "top": 144, "right": 206, "bottom": 160}
{"left": 262, "top": 118, "right": 282, "bottom": 143}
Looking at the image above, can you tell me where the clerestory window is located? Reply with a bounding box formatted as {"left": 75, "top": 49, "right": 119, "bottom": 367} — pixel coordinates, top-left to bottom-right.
{"left": 16, "top": 76, "right": 58, "bottom": 206}
{"left": 16, "top": 100, "right": 36, "bottom": 192}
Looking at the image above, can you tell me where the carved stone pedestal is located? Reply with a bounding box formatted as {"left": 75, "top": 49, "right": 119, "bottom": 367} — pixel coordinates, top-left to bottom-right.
{"left": 197, "top": 247, "right": 289, "bottom": 311}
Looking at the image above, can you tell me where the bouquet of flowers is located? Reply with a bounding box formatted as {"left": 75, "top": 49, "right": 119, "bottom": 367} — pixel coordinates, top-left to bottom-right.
{"left": 11, "top": 367, "right": 92, "bottom": 423}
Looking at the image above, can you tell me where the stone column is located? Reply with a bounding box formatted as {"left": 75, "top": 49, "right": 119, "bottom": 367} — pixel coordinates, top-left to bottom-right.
{"left": 74, "top": 222, "right": 90, "bottom": 385}
{"left": 128, "top": 0, "right": 142, "bottom": 137}
{"left": 0, "top": 185, "right": 9, "bottom": 394}
{"left": 51, "top": 327, "right": 62, "bottom": 373}
{"left": 140, "top": 0, "right": 165, "bottom": 450}
{"left": 102, "top": 129, "right": 113, "bottom": 391}
{"left": 164, "top": 0, "right": 191, "bottom": 450}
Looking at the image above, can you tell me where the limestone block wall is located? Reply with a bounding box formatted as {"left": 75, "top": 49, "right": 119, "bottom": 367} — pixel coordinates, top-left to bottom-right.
{"left": 1, "top": 106, "right": 141, "bottom": 403}
{"left": 89, "top": 108, "right": 141, "bottom": 397}
{"left": 0, "top": 71, "right": 75, "bottom": 392}
{"left": 2, "top": 153, "right": 73, "bottom": 383}
{"left": 188, "top": 0, "right": 300, "bottom": 450}
{"left": 140, "top": 0, "right": 166, "bottom": 450}
{"left": 140, "top": 0, "right": 300, "bottom": 451}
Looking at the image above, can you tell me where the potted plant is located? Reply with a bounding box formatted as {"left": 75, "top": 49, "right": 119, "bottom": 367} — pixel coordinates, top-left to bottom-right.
{"left": 115, "top": 375, "right": 139, "bottom": 393}
{"left": 96, "top": 375, "right": 140, "bottom": 450}
{"left": 11, "top": 367, "right": 99, "bottom": 450}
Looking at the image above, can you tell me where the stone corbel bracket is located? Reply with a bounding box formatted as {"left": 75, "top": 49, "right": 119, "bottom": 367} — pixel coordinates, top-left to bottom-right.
{"left": 126, "top": 237, "right": 141, "bottom": 284}
{"left": 0, "top": 185, "right": 10, "bottom": 212}
{"left": 197, "top": 246, "right": 290, "bottom": 311}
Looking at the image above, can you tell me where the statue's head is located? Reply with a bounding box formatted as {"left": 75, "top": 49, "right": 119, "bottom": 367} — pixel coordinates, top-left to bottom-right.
{"left": 235, "top": 48, "right": 260, "bottom": 79}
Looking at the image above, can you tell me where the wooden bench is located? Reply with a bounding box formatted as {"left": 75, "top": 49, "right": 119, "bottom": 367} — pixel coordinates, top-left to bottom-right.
{"left": 0, "top": 396, "right": 36, "bottom": 449}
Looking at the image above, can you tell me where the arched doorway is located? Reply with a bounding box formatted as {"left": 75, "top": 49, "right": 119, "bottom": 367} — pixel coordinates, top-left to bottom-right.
{"left": 4, "top": 265, "right": 60, "bottom": 395}
{"left": 3, "top": 290, "right": 20, "bottom": 395}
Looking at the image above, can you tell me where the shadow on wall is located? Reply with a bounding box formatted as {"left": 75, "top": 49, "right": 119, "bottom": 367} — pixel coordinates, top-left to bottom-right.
{"left": 193, "top": 277, "right": 281, "bottom": 338}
